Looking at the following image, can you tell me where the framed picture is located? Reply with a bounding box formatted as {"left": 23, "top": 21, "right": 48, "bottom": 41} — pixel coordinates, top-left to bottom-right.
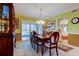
{"left": 47, "top": 20, "right": 55, "bottom": 30}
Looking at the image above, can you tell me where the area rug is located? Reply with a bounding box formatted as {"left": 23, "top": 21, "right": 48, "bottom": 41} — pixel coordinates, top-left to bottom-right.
{"left": 59, "top": 45, "right": 74, "bottom": 53}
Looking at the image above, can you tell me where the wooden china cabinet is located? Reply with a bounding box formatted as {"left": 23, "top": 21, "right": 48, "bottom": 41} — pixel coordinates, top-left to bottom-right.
{"left": 0, "top": 3, "right": 15, "bottom": 56}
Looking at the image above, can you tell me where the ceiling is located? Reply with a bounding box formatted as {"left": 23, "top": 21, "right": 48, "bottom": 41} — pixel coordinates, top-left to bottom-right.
{"left": 14, "top": 3, "right": 79, "bottom": 19}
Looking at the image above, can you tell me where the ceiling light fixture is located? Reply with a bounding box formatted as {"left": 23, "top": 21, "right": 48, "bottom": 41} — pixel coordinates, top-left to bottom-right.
{"left": 36, "top": 8, "right": 45, "bottom": 24}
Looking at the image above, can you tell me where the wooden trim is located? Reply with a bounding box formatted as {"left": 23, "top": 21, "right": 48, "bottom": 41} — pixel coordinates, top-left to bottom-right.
{"left": 16, "top": 33, "right": 21, "bottom": 41}
{"left": 68, "top": 34, "right": 79, "bottom": 47}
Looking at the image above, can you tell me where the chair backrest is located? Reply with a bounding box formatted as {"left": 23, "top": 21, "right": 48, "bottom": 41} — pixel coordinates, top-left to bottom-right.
{"left": 50, "top": 32, "right": 59, "bottom": 44}
{"left": 33, "top": 31, "right": 38, "bottom": 37}
{"left": 32, "top": 31, "right": 38, "bottom": 41}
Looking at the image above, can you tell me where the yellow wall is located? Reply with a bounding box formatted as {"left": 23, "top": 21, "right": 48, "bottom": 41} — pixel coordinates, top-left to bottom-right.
{"left": 15, "top": 15, "right": 40, "bottom": 33}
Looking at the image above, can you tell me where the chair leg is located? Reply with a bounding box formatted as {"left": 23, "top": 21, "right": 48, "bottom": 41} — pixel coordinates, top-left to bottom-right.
{"left": 56, "top": 47, "right": 58, "bottom": 56}
{"left": 37, "top": 45, "right": 39, "bottom": 53}
{"left": 31, "top": 42, "right": 33, "bottom": 48}
{"left": 44, "top": 47, "right": 48, "bottom": 55}
{"left": 32, "top": 44, "right": 33, "bottom": 48}
{"left": 34, "top": 44, "right": 35, "bottom": 50}
{"left": 45, "top": 47, "right": 47, "bottom": 52}
{"left": 32, "top": 44, "right": 34, "bottom": 49}
{"left": 49, "top": 49, "right": 51, "bottom": 56}
{"left": 45, "top": 47, "right": 46, "bottom": 52}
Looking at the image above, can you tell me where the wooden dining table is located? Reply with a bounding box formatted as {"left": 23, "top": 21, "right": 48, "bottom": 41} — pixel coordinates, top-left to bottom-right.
{"left": 38, "top": 35, "right": 50, "bottom": 56}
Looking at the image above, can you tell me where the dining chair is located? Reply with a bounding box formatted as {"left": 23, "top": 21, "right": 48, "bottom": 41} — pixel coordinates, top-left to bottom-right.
{"left": 44, "top": 32, "right": 59, "bottom": 56}
{"left": 32, "top": 31, "right": 42, "bottom": 53}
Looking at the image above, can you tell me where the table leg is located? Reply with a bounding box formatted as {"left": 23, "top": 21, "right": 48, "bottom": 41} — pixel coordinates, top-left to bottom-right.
{"left": 41, "top": 40, "right": 44, "bottom": 56}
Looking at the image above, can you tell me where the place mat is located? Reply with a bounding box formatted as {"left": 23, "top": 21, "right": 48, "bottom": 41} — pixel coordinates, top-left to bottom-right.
{"left": 59, "top": 45, "right": 74, "bottom": 52}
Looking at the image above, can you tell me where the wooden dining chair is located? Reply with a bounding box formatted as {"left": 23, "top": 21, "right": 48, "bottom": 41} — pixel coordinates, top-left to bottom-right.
{"left": 44, "top": 32, "right": 59, "bottom": 56}
{"left": 32, "top": 31, "right": 42, "bottom": 53}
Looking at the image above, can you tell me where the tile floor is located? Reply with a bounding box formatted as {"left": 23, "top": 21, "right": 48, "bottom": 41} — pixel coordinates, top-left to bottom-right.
{"left": 14, "top": 40, "right": 79, "bottom": 56}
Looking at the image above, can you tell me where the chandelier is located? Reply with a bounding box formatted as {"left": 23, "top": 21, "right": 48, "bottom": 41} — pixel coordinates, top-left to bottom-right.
{"left": 36, "top": 9, "right": 45, "bottom": 24}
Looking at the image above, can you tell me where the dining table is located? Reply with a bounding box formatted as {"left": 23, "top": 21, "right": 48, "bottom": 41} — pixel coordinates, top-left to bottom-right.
{"left": 38, "top": 34, "right": 50, "bottom": 56}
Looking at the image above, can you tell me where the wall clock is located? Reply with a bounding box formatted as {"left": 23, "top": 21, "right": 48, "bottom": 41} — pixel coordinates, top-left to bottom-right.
{"left": 71, "top": 17, "right": 79, "bottom": 24}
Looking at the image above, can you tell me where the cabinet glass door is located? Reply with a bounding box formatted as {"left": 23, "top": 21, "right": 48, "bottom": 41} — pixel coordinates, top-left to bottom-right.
{"left": 0, "top": 5, "right": 9, "bottom": 33}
